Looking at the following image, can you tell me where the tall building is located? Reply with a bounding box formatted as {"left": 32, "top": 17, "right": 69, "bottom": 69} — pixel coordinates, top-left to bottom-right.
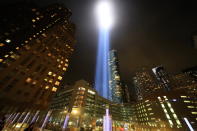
{"left": 133, "top": 68, "right": 162, "bottom": 100}
{"left": 108, "top": 50, "right": 123, "bottom": 103}
{"left": 0, "top": 3, "right": 76, "bottom": 111}
{"left": 171, "top": 73, "right": 197, "bottom": 90}
{"left": 152, "top": 66, "right": 171, "bottom": 91}
{"left": 121, "top": 83, "right": 131, "bottom": 103}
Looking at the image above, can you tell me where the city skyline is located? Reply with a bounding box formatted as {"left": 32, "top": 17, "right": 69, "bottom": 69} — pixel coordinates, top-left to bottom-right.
{"left": 1, "top": 0, "right": 197, "bottom": 84}
{"left": 0, "top": 1, "right": 197, "bottom": 130}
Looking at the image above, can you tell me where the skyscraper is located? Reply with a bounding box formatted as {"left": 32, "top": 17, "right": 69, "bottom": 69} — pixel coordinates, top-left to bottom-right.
{"left": 108, "top": 50, "right": 123, "bottom": 103}
{"left": 133, "top": 68, "right": 161, "bottom": 100}
{"left": 152, "top": 66, "right": 171, "bottom": 91}
{"left": 0, "top": 3, "right": 76, "bottom": 112}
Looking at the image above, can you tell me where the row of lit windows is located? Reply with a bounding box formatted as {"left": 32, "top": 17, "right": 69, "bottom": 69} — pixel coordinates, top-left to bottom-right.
{"left": 158, "top": 96, "right": 182, "bottom": 128}
{"left": 48, "top": 72, "right": 62, "bottom": 80}
{"left": 45, "top": 85, "right": 57, "bottom": 92}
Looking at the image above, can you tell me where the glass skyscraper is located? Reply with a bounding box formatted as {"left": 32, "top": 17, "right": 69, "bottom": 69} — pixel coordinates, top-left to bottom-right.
{"left": 108, "top": 50, "right": 123, "bottom": 103}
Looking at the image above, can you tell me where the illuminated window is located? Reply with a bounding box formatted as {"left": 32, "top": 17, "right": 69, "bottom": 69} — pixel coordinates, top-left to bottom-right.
{"left": 191, "top": 112, "right": 197, "bottom": 115}
{"left": 173, "top": 114, "right": 178, "bottom": 119}
{"left": 48, "top": 72, "right": 52, "bottom": 75}
{"left": 16, "top": 47, "right": 19, "bottom": 50}
{"left": 45, "top": 85, "right": 49, "bottom": 89}
{"left": 181, "top": 96, "right": 187, "bottom": 98}
{"left": 49, "top": 79, "right": 53, "bottom": 83}
{"left": 61, "top": 61, "right": 63, "bottom": 64}
{"left": 0, "top": 43, "right": 4, "bottom": 47}
{"left": 32, "top": 81, "right": 37, "bottom": 85}
{"left": 4, "top": 55, "right": 9, "bottom": 58}
{"left": 57, "top": 59, "right": 60, "bottom": 62}
{"left": 52, "top": 87, "right": 57, "bottom": 92}
{"left": 170, "top": 108, "right": 175, "bottom": 113}
{"left": 48, "top": 53, "right": 52, "bottom": 56}
{"left": 10, "top": 54, "right": 19, "bottom": 59}
{"left": 58, "top": 76, "right": 62, "bottom": 80}
{"left": 53, "top": 74, "right": 56, "bottom": 77}
{"left": 41, "top": 33, "right": 47, "bottom": 37}
{"left": 168, "top": 120, "right": 173, "bottom": 127}
{"left": 65, "top": 59, "right": 68, "bottom": 62}
{"left": 166, "top": 114, "right": 170, "bottom": 119}
{"left": 88, "top": 89, "right": 95, "bottom": 95}
{"left": 5, "top": 39, "right": 11, "bottom": 43}
{"left": 26, "top": 77, "right": 32, "bottom": 83}
{"left": 187, "top": 106, "right": 194, "bottom": 108}
{"left": 167, "top": 102, "right": 172, "bottom": 107}
{"left": 184, "top": 101, "right": 190, "bottom": 103}
{"left": 55, "top": 81, "right": 60, "bottom": 86}
{"left": 63, "top": 67, "right": 67, "bottom": 71}
{"left": 0, "top": 59, "right": 3, "bottom": 62}
{"left": 64, "top": 63, "right": 68, "bottom": 67}
{"left": 79, "top": 87, "right": 86, "bottom": 90}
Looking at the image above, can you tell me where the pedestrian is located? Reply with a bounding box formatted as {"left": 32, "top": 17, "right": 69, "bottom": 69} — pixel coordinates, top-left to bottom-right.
{"left": 0, "top": 115, "right": 6, "bottom": 131}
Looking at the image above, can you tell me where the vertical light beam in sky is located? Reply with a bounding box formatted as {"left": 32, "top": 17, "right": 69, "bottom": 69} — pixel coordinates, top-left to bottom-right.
{"left": 95, "top": 29, "right": 110, "bottom": 99}
{"left": 95, "top": 0, "right": 114, "bottom": 100}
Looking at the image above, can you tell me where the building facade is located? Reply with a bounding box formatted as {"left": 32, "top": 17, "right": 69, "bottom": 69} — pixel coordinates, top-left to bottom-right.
{"left": 133, "top": 68, "right": 162, "bottom": 100}
{"left": 108, "top": 50, "right": 123, "bottom": 103}
{"left": 134, "top": 87, "right": 197, "bottom": 131}
{"left": 152, "top": 66, "right": 171, "bottom": 91}
{"left": 50, "top": 80, "right": 134, "bottom": 130}
{"left": 0, "top": 3, "right": 76, "bottom": 111}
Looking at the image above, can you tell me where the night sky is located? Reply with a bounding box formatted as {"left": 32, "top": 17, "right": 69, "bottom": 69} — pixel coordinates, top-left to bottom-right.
{"left": 2, "top": 0, "right": 197, "bottom": 85}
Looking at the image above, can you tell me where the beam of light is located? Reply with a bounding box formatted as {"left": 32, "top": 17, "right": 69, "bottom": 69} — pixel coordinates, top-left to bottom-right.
{"left": 95, "top": 0, "right": 113, "bottom": 100}
{"left": 95, "top": 0, "right": 114, "bottom": 30}
{"left": 183, "top": 117, "right": 194, "bottom": 131}
{"left": 95, "top": 29, "right": 110, "bottom": 99}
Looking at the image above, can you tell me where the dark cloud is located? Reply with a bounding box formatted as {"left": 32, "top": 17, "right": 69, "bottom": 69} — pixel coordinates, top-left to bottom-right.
{"left": 1, "top": 0, "right": 197, "bottom": 84}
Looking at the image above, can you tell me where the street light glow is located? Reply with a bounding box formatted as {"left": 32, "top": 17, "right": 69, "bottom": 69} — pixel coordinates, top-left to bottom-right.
{"left": 96, "top": 0, "right": 114, "bottom": 30}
